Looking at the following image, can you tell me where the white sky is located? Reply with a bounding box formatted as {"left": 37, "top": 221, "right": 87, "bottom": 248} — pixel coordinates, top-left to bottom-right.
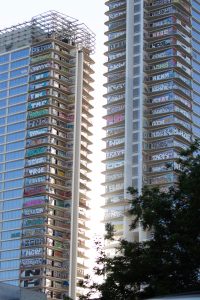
{"left": 0, "top": 0, "right": 107, "bottom": 234}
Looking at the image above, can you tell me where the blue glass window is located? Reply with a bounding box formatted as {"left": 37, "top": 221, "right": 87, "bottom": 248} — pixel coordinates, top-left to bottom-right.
{"left": 2, "top": 239, "right": 21, "bottom": 250}
{"left": 3, "top": 198, "right": 23, "bottom": 210}
{"left": 0, "top": 54, "right": 9, "bottom": 64}
{"left": 5, "top": 150, "right": 24, "bottom": 161}
{"left": 0, "top": 99, "right": 6, "bottom": 108}
{"left": 0, "top": 72, "right": 8, "bottom": 81}
{"left": 10, "top": 58, "right": 29, "bottom": 70}
{"left": 8, "top": 103, "right": 26, "bottom": 114}
{"left": 0, "top": 90, "right": 7, "bottom": 99}
{"left": 7, "top": 131, "right": 25, "bottom": 142}
{"left": 10, "top": 76, "right": 28, "bottom": 88}
{"left": 11, "top": 48, "right": 29, "bottom": 61}
{"left": 3, "top": 189, "right": 23, "bottom": 200}
{"left": 2, "top": 219, "right": 22, "bottom": 230}
{"left": 5, "top": 169, "right": 24, "bottom": 181}
{"left": 193, "top": 82, "right": 200, "bottom": 94}
{"left": 8, "top": 94, "right": 27, "bottom": 106}
{"left": 0, "top": 64, "right": 8, "bottom": 72}
{"left": 193, "top": 61, "right": 200, "bottom": 73}
{"left": 1, "top": 250, "right": 20, "bottom": 259}
{"left": 0, "top": 108, "right": 6, "bottom": 117}
{"left": 193, "top": 125, "right": 200, "bottom": 137}
{"left": 0, "top": 260, "right": 20, "bottom": 269}
{"left": 2, "top": 230, "right": 21, "bottom": 240}
{"left": 7, "top": 122, "right": 25, "bottom": 133}
{"left": 192, "top": 0, "right": 200, "bottom": 12}
{"left": 0, "top": 117, "right": 5, "bottom": 126}
{"left": 5, "top": 179, "right": 24, "bottom": 189}
{"left": 7, "top": 113, "right": 26, "bottom": 124}
{"left": 0, "top": 81, "right": 7, "bottom": 90}
{"left": 0, "top": 136, "right": 5, "bottom": 144}
{"left": 6, "top": 141, "right": 25, "bottom": 152}
{"left": 5, "top": 160, "right": 24, "bottom": 170}
{"left": 3, "top": 210, "right": 21, "bottom": 221}
{"left": 0, "top": 127, "right": 5, "bottom": 135}
{"left": 0, "top": 145, "right": 4, "bottom": 153}
{"left": 9, "top": 85, "right": 27, "bottom": 97}
{"left": 10, "top": 67, "right": 29, "bottom": 78}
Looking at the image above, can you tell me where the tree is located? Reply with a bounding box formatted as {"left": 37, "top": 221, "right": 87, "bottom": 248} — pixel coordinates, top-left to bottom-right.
{"left": 79, "top": 141, "right": 200, "bottom": 299}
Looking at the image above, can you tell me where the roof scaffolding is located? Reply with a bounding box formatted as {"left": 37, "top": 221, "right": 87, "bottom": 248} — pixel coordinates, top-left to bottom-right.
{"left": 0, "top": 10, "right": 95, "bottom": 53}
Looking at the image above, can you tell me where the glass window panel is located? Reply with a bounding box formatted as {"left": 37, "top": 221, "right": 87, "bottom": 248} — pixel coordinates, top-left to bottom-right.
{"left": 7, "top": 131, "right": 25, "bottom": 142}
{"left": 6, "top": 141, "right": 25, "bottom": 152}
{"left": 2, "top": 239, "right": 21, "bottom": 249}
{"left": 0, "top": 127, "right": 5, "bottom": 135}
{"left": 8, "top": 103, "right": 26, "bottom": 115}
{"left": 5, "top": 160, "right": 24, "bottom": 170}
{"left": 8, "top": 94, "right": 27, "bottom": 106}
{"left": 1, "top": 250, "right": 20, "bottom": 259}
{"left": 3, "top": 210, "right": 21, "bottom": 220}
{"left": 0, "top": 260, "right": 20, "bottom": 269}
{"left": 0, "top": 54, "right": 9, "bottom": 64}
{"left": 5, "top": 150, "right": 24, "bottom": 161}
{"left": 5, "top": 170, "right": 24, "bottom": 181}
{"left": 3, "top": 198, "right": 23, "bottom": 210}
{"left": 7, "top": 122, "right": 25, "bottom": 133}
{"left": 10, "top": 58, "right": 29, "bottom": 70}
{"left": 0, "top": 136, "right": 5, "bottom": 144}
{"left": 3, "top": 189, "right": 23, "bottom": 200}
{"left": 10, "top": 76, "right": 28, "bottom": 88}
{"left": 10, "top": 67, "right": 29, "bottom": 78}
{"left": 11, "top": 48, "right": 29, "bottom": 61}
{"left": 0, "top": 145, "right": 4, "bottom": 153}
{"left": 0, "top": 91, "right": 7, "bottom": 99}
{"left": 0, "top": 81, "right": 7, "bottom": 90}
{"left": 2, "top": 219, "right": 22, "bottom": 230}
{"left": 9, "top": 85, "right": 27, "bottom": 97}
{"left": 0, "top": 72, "right": 8, "bottom": 81}
{"left": 0, "top": 64, "right": 8, "bottom": 72}
{"left": 0, "top": 118, "right": 5, "bottom": 126}
{"left": 0, "top": 99, "right": 6, "bottom": 108}
{"left": 5, "top": 179, "right": 24, "bottom": 189}
{"left": 7, "top": 113, "right": 26, "bottom": 124}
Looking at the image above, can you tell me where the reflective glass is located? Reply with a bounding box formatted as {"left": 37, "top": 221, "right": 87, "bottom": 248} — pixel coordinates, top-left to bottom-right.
{"left": 0, "top": 127, "right": 5, "bottom": 135}
{"left": 3, "top": 210, "right": 21, "bottom": 221}
{"left": 0, "top": 54, "right": 9, "bottom": 64}
{"left": 10, "top": 67, "right": 29, "bottom": 78}
{"left": 7, "top": 122, "right": 25, "bottom": 133}
{"left": 7, "top": 131, "right": 25, "bottom": 142}
{"left": 11, "top": 48, "right": 29, "bottom": 61}
{"left": 0, "top": 270, "right": 19, "bottom": 279}
{"left": 0, "top": 90, "right": 7, "bottom": 99}
{"left": 5, "top": 150, "right": 25, "bottom": 161}
{"left": 0, "top": 260, "right": 20, "bottom": 269}
{"left": 9, "top": 85, "right": 27, "bottom": 97}
{"left": 5, "top": 160, "right": 24, "bottom": 170}
{"left": 0, "top": 81, "right": 7, "bottom": 90}
{"left": 8, "top": 94, "right": 27, "bottom": 106}
{"left": 6, "top": 141, "right": 25, "bottom": 152}
{"left": 0, "top": 99, "right": 6, "bottom": 108}
{"left": 0, "top": 73, "right": 8, "bottom": 81}
{"left": 3, "top": 198, "right": 23, "bottom": 210}
{"left": 0, "top": 64, "right": 8, "bottom": 72}
{"left": 2, "top": 219, "right": 22, "bottom": 230}
{"left": 10, "top": 58, "right": 29, "bottom": 69}
{"left": 7, "top": 113, "right": 26, "bottom": 124}
{"left": 8, "top": 103, "right": 26, "bottom": 115}
{"left": 5, "top": 170, "right": 24, "bottom": 180}
{"left": 1, "top": 250, "right": 20, "bottom": 259}
{"left": 10, "top": 76, "right": 28, "bottom": 88}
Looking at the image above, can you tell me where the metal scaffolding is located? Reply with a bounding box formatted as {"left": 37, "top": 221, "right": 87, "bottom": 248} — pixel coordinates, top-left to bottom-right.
{"left": 0, "top": 10, "right": 95, "bottom": 53}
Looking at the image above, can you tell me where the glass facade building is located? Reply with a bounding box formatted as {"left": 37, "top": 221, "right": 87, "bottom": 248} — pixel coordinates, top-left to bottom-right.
{"left": 0, "top": 11, "right": 95, "bottom": 300}
{"left": 103, "top": 0, "right": 200, "bottom": 254}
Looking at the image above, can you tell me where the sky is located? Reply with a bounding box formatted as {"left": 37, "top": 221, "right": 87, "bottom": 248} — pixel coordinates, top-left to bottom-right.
{"left": 0, "top": 0, "right": 107, "bottom": 233}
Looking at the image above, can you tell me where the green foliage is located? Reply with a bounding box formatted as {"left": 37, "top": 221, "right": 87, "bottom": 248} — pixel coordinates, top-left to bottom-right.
{"left": 79, "top": 142, "right": 200, "bottom": 299}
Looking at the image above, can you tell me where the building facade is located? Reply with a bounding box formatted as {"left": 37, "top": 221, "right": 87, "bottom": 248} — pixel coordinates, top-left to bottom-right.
{"left": 0, "top": 11, "right": 95, "bottom": 300}
{"left": 103, "top": 0, "right": 200, "bottom": 253}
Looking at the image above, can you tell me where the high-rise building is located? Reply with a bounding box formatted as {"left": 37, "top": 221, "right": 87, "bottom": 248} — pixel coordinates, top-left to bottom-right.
{"left": 103, "top": 0, "right": 199, "bottom": 253}
{"left": 0, "top": 11, "right": 95, "bottom": 300}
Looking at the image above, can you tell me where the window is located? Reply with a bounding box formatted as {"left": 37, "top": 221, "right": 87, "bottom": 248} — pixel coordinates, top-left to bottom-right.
{"left": 5, "top": 150, "right": 25, "bottom": 161}
{"left": 10, "top": 67, "right": 29, "bottom": 78}
{"left": 1, "top": 250, "right": 20, "bottom": 260}
{"left": 5, "top": 170, "right": 24, "bottom": 181}
{"left": 0, "top": 72, "right": 8, "bottom": 81}
{"left": 0, "top": 90, "right": 7, "bottom": 99}
{"left": 6, "top": 131, "right": 25, "bottom": 143}
{"left": 9, "top": 85, "right": 27, "bottom": 97}
{"left": 0, "top": 64, "right": 9, "bottom": 72}
{"left": 3, "top": 210, "right": 21, "bottom": 221}
{"left": 0, "top": 54, "right": 9, "bottom": 64}
{"left": 5, "top": 160, "right": 24, "bottom": 170}
{"left": 0, "top": 260, "right": 20, "bottom": 269}
{"left": 3, "top": 198, "right": 23, "bottom": 210}
{"left": 5, "top": 179, "right": 24, "bottom": 189}
{"left": 7, "top": 122, "right": 25, "bottom": 133}
{"left": 8, "top": 94, "right": 27, "bottom": 106}
{"left": 2, "top": 219, "right": 22, "bottom": 230}
{"left": 10, "top": 58, "right": 29, "bottom": 69}
{"left": 10, "top": 76, "right": 28, "bottom": 87}
{"left": 3, "top": 189, "right": 23, "bottom": 200}
{"left": 11, "top": 48, "right": 29, "bottom": 61}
